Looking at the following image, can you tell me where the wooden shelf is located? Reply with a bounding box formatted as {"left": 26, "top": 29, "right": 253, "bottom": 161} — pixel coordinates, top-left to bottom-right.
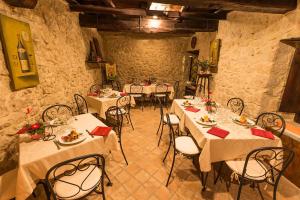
{"left": 16, "top": 71, "right": 37, "bottom": 77}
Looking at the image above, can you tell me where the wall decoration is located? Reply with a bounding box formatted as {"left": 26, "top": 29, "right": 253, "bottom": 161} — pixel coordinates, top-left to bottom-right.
{"left": 105, "top": 63, "right": 117, "bottom": 81}
{"left": 209, "top": 39, "right": 221, "bottom": 73}
{"left": 0, "top": 14, "right": 39, "bottom": 90}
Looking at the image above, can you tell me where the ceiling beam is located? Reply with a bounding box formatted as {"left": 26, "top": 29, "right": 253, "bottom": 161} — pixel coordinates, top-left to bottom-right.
{"left": 69, "top": 4, "right": 147, "bottom": 16}
{"left": 3, "top": 0, "right": 38, "bottom": 8}
{"left": 118, "top": 0, "right": 297, "bottom": 14}
{"left": 79, "top": 14, "right": 218, "bottom": 33}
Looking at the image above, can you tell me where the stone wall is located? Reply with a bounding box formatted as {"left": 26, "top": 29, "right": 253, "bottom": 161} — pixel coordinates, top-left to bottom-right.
{"left": 100, "top": 32, "right": 190, "bottom": 96}
{"left": 213, "top": 9, "right": 300, "bottom": 117}
{"left": 0, "top": 0, "right": 102, "bottom": 175}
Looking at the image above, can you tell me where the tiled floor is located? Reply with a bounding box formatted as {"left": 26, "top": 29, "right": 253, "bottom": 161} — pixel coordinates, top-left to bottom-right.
{"left": 32, "top": 106, "right": 300, "bottom": 200}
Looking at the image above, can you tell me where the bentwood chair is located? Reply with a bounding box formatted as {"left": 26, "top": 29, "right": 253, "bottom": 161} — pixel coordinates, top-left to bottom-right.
{"left": 42, "top": 104, "right": 73, "bottom": 122}
{"left": 129, "top": 83, "right": 144, "bottom": 110}
{"left": 44, "top": 154, "right": 112, "bottom": 200}
{"left": 157, "top": 100, "right": 179, "bottom": 147}
{"left": 73, "top": 94, "right": 98, "bottom": 116}
{"left": 256, "top": 112, "right": 286, "bottom": 138}
{"left": 90, "top": 84, "right": 102, "bottom": 94}
{"left": 153, "top": 83, "right": 169, "bottom": 109}
{"left": 227, "top": 147, "right": 293, "bottom": 200}
{"left": 105, "top": 106, "right": 128, "bottom": 165}
{"left": 163, "top": 114, "right": 200, "bottom": 187}
{"left": 227, "top": 98, "right": 244, "bottom": 116}
{"left": 111, "top": 80, "right": 121, "bottom": 91}
{"left": 173, "top": 81, "right": 179, "bottom": 99}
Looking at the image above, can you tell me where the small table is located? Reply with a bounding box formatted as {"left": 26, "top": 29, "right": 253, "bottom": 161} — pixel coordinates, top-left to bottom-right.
{"left": 123, "top": 84, "right": 175, "bottom": 99}
{"left": 86, "top": 93, "right": 135, "bottom": 119}
{"left": 16, "top": 114, "right": 119, "bottom": 200}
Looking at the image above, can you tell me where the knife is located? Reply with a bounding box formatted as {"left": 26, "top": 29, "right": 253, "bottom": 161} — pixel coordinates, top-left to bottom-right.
{"left": 86, "top": 129, "right": 94, "bottom": 138}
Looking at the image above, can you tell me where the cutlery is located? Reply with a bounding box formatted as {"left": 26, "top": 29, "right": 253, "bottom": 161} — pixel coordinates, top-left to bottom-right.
{"left": 53, "top": 140, "right": 61, "bottom": 150}
{"left": 86, "top": 129, "right": 94, "bottom": 138}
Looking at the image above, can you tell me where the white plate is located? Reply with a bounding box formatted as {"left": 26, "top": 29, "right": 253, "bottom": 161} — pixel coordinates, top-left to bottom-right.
{"left": 196, "top": 117, "right": 217, "bottom": 126}
{"left": 232, "top": 117, "right": 255, "bottom": 126}
{"left": 184, "top": 95, "right": 194, "bottom": 99}
{"left": 58, "top": 130, "right": 87, "bottom": 145}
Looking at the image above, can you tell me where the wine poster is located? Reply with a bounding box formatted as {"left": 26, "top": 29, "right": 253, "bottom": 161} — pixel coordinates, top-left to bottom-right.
{"left": 0, "top": 14, "right": 39, "bottom": 90}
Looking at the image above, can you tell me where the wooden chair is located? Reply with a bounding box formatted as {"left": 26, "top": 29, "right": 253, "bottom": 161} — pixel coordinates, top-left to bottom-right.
{"left": 227, "top": 98, "right": 244, "bottom": 116}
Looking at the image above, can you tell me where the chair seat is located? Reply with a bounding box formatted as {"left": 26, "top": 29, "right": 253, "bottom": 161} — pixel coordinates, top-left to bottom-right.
{"left": 175, "top": 136, "right": 200, "bottom": 155}
{"left": 154, "top": 94, "right": 166, "bottom": 97}
{"left": 54, "top": 166, "right": 102, "bottom": 199}
{"left": 226, "top": 159, "right": 268, "bottom": 181}
{"left": 130, "top": 94, "right": 143, "bottom": 98}
{"left": 163, "top": 114, "right": 179, "bottom": 125}
{"left": 109, "top": 108, "right": 127, "bottom": 115}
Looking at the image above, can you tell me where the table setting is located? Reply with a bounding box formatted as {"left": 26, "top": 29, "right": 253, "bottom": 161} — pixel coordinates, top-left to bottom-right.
{"left": 170, "top": 98, "right": 282, "bottom": 172}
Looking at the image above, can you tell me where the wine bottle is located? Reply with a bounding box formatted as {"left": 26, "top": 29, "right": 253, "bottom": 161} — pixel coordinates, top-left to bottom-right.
{"left": 17, "top": 34, "right": 30, "bottom": 73}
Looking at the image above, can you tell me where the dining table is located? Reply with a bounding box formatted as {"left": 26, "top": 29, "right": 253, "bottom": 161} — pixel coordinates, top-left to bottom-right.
{"left": 170, "top": 99, "right": 282, "bottom": 173}
{"left": 16, "top": 113, "right": 119, "bottom": 200}
{"left": 86, "top": 90, "right": 136, "bottom": 119}
{"left": 123, "top": 83, "right": 175, "bottom": 99}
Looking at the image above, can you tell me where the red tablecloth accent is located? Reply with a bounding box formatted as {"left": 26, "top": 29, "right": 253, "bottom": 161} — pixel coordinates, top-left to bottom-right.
{"left": 207, "top": 127, "right": 230, "bottom": 138}
{"left": 185, "top": 107, "right": 200, "bottom": 112}
{"left": 91, "top": 126, "right": 112, "bottom": 136}
{"left": 251, "top": 128, "right": 275, "bottom": 140}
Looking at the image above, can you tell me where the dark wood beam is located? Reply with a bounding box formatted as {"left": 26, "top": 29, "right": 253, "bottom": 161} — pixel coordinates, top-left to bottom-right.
{"left": 70, "top": 4, "right": 147, "bottom": 16}
{"left": 117, "top": 0, "right": 296, "bottom": 14}
{"left": 3, "top": 0, "right": 38, "bottom": 8}
{"left": 146, "top": 10, "right": 227, "bottom": 20}
{"left": 79, "top": 14, "right": 218, "bottom": 33}
{"left": 102, "top": 0, "right": 115, "bottom": 8}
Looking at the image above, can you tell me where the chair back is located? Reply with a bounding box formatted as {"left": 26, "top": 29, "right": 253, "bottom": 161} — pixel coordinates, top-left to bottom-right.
{"left": 90, "top": 84, "right": 102, "bottom": 94}
{"left": 130, "top": 83, "right": 143, "bottom": 94}
{"left": 155, "top": 83, "right": 168, "bottom": 94}
{"left": 173, "top": 81, "right": 179, "bottom": 99}
{"left": 241, "top": 147, "right": 294, "bottom": 186}
{"left": 116, "top": 95, "right": 131, "bottom": 112}
{"left": 42, "top": 104, "right": 73, "bottom": 122}
{"left": 227, "top": 98, "right": 244, "bottom": 115}
{"left": 105, "top": 106, "right": 123, "bottom": 135}
{"left": 74, "top": 94, "right": 88, "bottom": 114}
{"left": 256, "top": 112, "right": 286, "bottom": 137}
{"left": 45, "top": 154, "right": 105, "bottom": 200}
{"left": 111, "top": 80, "right": 121, "bottom": 91}
{"left": 165, "top": 114, "right": 176, "bottom": 150}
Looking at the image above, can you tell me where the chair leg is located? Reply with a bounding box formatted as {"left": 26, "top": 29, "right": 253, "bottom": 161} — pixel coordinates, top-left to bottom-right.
{"left": 104, "top": 170, "right": 113, "bottom": 186}
{"left": 119, "top": 138, "right": 128, "bottom": 165}
{"left": 256, "top": 183, "right": 264, "bottom": 200}
{"left": 214, "top": 161, "right": 224, "bottom": 184}
{"left": 157, "top": 123, "right": 164, "bottom": 147}
{"left": 127, "top": 114, "right": 134, "bottom": 130}
{"left": 38, "top": 180, "right": 50, "bottom": 200}
{"left": 201, "top": 172, "right": 209, "bottom": 191}
{"left": 163, "top": 137, "right": 172, "bottom": 162}
{"left": 166, "top": 152, "right": 176, "bottom": 187}
{"left": 156, "top": 118, "right": 162, "bottom": 135}
{"left": 237, "top": 177, "right": 244, "bottom": 200}
{"left": 273, "top": 181, "right": 279, "bottom": 200}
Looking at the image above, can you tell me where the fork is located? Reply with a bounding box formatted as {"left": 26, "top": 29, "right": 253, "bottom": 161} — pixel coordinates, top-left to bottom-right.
{"left": 53, "top": 140, "right": 61, "bottom": 150}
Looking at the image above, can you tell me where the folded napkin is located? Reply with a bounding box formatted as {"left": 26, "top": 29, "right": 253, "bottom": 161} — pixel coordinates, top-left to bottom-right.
{"left": 87, "top": 92, "right": 98, "bottom": 96}
{"left": 120, "top": 92, "right": 127, "bottom": 97}
{"left": 90, "top": 126, "right": 112, "bottom": 136}
{"left": 185, "top": 107, "right": 200, "bottom": 112}
{"left": 207, "top": 127, "right": 230, "bottom": 139}
{"left": 251, "top": 128, "right": 274, "bottom": 140}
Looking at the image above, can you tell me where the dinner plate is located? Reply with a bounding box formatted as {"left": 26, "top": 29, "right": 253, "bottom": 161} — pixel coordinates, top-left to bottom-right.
{"left": 232, "top": 117, "right": 255, "bottom": 126}
{"left": 58, "top": 130, "right": 87, "bottom": 145}
{"left": 184, "top": 95, "right": 194, "bottom": 100}
{"left": 196, "top": 117, "right": 217, "bottom": 126}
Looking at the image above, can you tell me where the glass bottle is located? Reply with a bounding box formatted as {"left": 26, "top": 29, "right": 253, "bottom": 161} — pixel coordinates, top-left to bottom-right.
{"left": 17, "top": 34, "right": 30, "bottom": 73}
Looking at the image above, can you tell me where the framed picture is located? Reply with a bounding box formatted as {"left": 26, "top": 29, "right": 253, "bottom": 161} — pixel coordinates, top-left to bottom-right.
{"left": 105, "top": 63, "right": 117, "bottom": 81}
{"left": 209, "top": 39, "right": 221, "bottom": 73}
{"left": 0, "top": 14, "right": 39, "bottom": 90}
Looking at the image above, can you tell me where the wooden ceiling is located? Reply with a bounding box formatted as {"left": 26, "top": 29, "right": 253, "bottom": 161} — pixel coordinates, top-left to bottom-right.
{"left": 65, "top": 0, "right": 297, "bottom": 34}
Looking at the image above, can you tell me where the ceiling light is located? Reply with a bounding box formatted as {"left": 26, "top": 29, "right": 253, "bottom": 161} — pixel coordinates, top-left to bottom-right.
{"left": 149, "top": 2, "right": 184, "bottom": 12}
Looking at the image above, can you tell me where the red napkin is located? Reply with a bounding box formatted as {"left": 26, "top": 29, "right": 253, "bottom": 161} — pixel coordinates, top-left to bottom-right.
{"left": 251, "top": 128, "right": 275, "bottom": 140}
{"left": 185, "top": 107, "right": 200, "bottom": 112}
{"left": 120, "top": 92, "right": 127, "bottom": 97}
{"left": 90, "top": 126, "right": 112, "bottom": 136}
{"left": 87, "top": 93, "right": 98, "bottom": 96}
{"left": 207, "top": 127, "right": 230, "bottom": 139}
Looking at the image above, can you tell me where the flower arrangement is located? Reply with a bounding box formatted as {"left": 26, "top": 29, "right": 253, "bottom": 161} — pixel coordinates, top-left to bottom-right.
{"left": 203, "top": 95, "right": 217, "bottom": 113}
{"left": 16, "top": 107, "right": 45, "bottom": 140}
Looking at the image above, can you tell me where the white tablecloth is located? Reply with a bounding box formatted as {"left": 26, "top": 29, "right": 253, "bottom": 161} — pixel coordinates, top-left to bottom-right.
{"left": 123, "top": 84, "right": 175, "bottom": 99}
{"left": 170, "top": 99, "right": 282, "bottom": 172}
{"left": 16, "top": 113, "right": 119, "bottom": 200}
{"left": 86, "top": 95, "right": 135, "bottom": 119}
